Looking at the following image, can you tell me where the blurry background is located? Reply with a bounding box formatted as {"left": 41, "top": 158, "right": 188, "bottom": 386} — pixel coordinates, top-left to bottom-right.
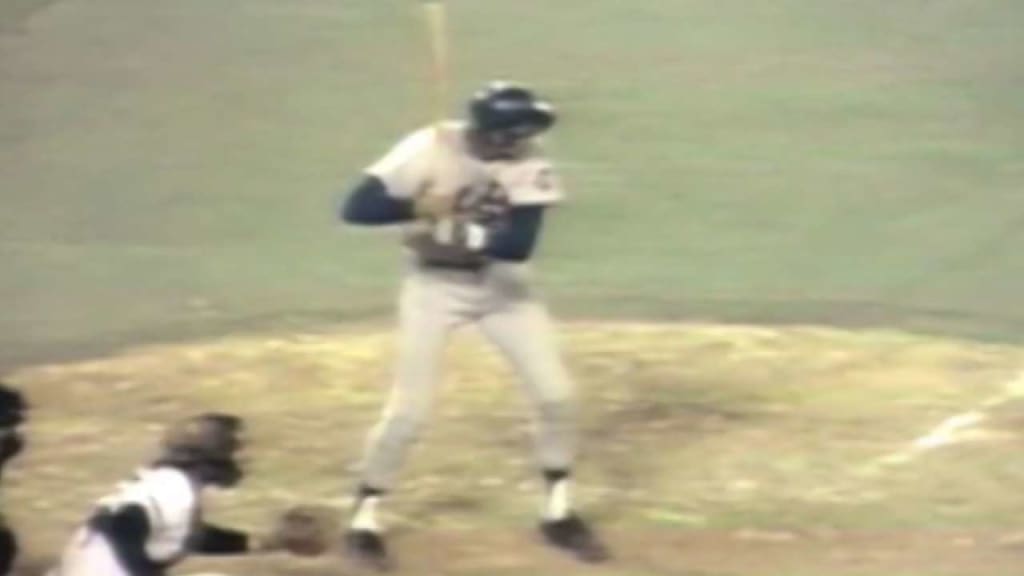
{"left": 3, "top": 0, "right": 1024, "bottom": 370}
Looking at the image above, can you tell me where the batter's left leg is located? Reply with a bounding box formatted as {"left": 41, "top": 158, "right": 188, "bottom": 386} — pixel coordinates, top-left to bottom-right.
{"left": 479, "top": 300, "right": 577, "bottom": 474}
{"left": 480, "top": 301, "right": 610, "bottom": 562}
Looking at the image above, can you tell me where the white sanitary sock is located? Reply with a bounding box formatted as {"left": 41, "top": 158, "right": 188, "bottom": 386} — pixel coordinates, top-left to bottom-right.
{"left": 351, "top": 495, "right": 382, "bottom": 532}
{"left": 544, "top": 478, "right": 572, "bottom": 521}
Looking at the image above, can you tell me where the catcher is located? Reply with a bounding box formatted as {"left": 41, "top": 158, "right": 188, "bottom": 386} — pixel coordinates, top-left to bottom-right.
{"left": 340, "top": 81, "right": 609, "bottom": 570}
{"left": 49, "top": 413, "right": 329, "bottom": 576}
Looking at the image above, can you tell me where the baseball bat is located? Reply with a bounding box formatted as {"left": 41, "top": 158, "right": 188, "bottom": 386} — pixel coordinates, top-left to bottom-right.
{"left": 420, "top": 0, "right": 451, "bottom": 129}
{"left": 413, "top": 0, "right": 455, "bottom": 219}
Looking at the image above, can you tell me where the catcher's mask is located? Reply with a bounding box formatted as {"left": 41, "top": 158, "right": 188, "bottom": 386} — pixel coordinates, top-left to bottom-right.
{"left": 0, "top": 383, "right": 27, "bottom": 465}
{"left": 469, "top": 81, "right": 556, "bottom": 159}
{"left": 157, "top": 413, "right": 245, "bottom": 488}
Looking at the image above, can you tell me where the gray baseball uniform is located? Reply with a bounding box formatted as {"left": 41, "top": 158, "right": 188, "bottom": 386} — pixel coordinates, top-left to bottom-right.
{"left": 356, "top": 121, "right": 576, "bottom": 490}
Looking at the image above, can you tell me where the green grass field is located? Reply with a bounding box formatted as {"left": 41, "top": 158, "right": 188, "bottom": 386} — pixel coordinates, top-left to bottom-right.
{"left": 4, "top": 1, "right": 1024, "bottom": 575}
{"left": 3, "top": 0, "right": 1024, "bottom": 367}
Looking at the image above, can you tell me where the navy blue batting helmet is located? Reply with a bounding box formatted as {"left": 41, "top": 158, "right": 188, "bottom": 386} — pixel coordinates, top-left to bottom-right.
{"left": 469, "top": 81, "right": 556, "bottom": 136}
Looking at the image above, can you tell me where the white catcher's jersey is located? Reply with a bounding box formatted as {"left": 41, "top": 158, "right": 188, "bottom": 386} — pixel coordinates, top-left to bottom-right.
{"left": 54, "top": 467, "right": 199, "bottom": 575}
{"left": 367, "top": 121, "right": 565, "bottom": 208}
{"left": 97, "top": 467, "right": 199, "bottom": 562}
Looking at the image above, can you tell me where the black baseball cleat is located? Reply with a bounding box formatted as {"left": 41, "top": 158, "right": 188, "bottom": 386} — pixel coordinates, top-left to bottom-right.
{"left": 539, "top": 514, "right": 611, "bottom": 563}
{"left": 345, "top": 529, "right": 395, "bottom": 572}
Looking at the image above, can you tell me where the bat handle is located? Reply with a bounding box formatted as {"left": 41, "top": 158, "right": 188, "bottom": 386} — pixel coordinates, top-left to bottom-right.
{"left": 422, "top": 1, "right": 450, "bottom": 127}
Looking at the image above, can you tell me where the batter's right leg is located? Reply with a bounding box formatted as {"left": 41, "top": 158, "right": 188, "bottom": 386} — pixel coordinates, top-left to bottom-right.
{"left": 359, "top": 271, "right": 454, "bottom": 492}
{"left": 348, "top": 268, "right": 457, "bottom": 570}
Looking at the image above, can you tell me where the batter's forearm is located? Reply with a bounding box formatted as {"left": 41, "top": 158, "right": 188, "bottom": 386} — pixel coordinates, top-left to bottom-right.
{"left": 341, "top": 176, "right": 415, "bottom": 225}
{"left": 485, "top": 205, "right": 545, "bottom": 262}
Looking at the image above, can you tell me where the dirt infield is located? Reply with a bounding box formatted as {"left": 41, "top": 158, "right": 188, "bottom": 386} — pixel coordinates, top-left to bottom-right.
{"left": 5, "top": 321, "right": 1024, "bottom": 575}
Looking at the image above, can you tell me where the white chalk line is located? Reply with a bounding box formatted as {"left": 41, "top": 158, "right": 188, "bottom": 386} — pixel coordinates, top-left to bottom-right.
{"left": 254, "top": 371, "right": 1024, "bottom": 509}
{"left": 856, "top": 370, "right": 1024, "bottom": 477}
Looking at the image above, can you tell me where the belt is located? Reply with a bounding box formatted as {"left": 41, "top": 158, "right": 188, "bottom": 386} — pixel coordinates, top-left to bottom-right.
{"left": 417, "top": 257, "right": 486, "bottom": 272}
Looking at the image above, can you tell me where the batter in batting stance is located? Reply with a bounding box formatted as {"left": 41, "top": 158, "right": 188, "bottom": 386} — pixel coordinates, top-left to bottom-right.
{"left": 340, "top": 82, "right": 609, "bottom": 569}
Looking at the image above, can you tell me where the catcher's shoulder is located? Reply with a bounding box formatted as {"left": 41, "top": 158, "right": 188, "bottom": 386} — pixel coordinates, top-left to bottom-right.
{"left": 141, "top": 466, "right": 195, "bottom": 496}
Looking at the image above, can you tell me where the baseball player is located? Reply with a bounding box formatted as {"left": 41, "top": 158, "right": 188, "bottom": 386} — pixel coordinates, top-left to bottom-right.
{"left": 0, "top": 384, "right": 27, "bottom": 576}
{"left": 49, "top": 413, "right": 327, "bottom": 576}
{"left": 340, "top": 81, "right": 609, "bottom": 569}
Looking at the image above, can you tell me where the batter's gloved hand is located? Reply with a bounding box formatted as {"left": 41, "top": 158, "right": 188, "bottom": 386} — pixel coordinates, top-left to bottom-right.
{"left": 257, "top": 506, "right": 333, "bottom": 557}
{"left": 432, "top": 217, "right": 490, "bottom": 252}
{"left": 454, "top": 182, "right": 510, "bottom": 224}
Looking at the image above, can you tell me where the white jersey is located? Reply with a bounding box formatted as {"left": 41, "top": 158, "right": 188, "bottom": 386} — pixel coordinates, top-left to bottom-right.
{"left": 367, "top": 121, "right": 564, "bottom": 207}
{"left": 52, "top": 467, "right": 200, "bottom": 576}
{"left": 366, "top": 122, "right": 564, "bottom": 265}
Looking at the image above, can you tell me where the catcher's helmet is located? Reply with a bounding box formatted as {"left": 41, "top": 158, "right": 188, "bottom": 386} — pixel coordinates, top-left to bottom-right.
{"left": 469, "top": 81, "right": 556, "bottom": 137}
{"left": 158, "top": 413, "right": 244, "bottom": 487}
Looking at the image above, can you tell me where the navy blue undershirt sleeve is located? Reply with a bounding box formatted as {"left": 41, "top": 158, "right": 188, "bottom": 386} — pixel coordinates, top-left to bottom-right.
{"left": 194, "top": 523, "right": 251, "bottom": 555}
{"left": 342, "top": 176, "right": 547, "bottom": 262}
{"left": 341, "top": 175, "right": 415, "bottom": 225}
{"left": 486, "top": 205, "right": 545, "bottom": 262}
{"left": 90, "top": 504, "right": 160, "bottom": 576}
